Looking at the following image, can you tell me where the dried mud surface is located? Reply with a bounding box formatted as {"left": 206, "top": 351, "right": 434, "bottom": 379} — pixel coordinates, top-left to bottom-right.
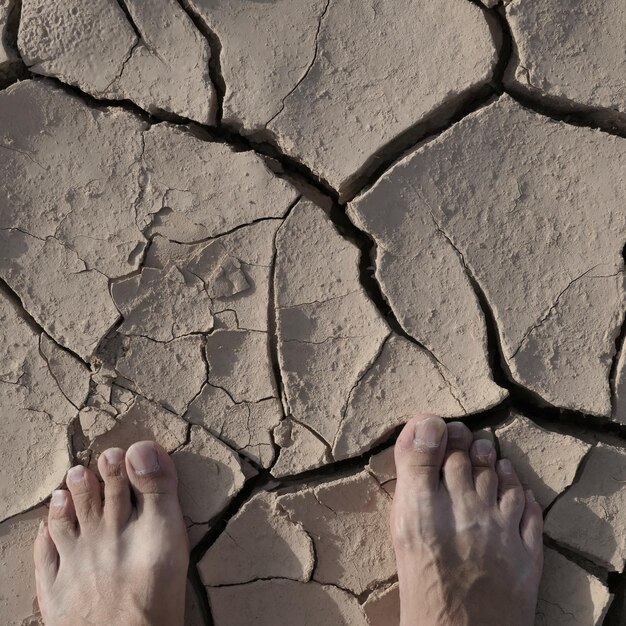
{"left": 0, "top": 1, "right": 625, "bottom": 624}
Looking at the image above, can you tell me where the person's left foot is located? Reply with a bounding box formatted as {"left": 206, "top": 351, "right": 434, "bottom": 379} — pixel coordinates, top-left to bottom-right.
{"left": 33, "top": 441, "right": 189, "bottom": 626}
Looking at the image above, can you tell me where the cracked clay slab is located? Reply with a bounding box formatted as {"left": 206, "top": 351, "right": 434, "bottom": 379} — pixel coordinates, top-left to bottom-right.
{"left": 137, "top": 124, "right": 299, "bottom": 244}
{"left": 0, "top": 507, "right": 46, "bottom": 625}
{"left": 188, "top": 0, "right": 497, "bottom": 199}
{"left": 277, "top": 471, "right": 395, "bottom": 595}
{"left": 115, "top": 335, "right": 206, "bottom": 416}
{"left": 172, "top": 425, "right": 247, "bottom": 526}
{"left": 505, "top": 0, "right": 626, "bottom": 129}
{"left": 205, "top": 330, "right": 277, "bottom": 404}
{"left": 208, "top": 580, "right": 367, "bottom": 626}
{"left": 201, "top": 468, "right": 394, "bottom": 605}
{"left": 0, "top": 80, "right": 146, "bottom": 278}
{"left": 536, "top": 549, "right": 612, "bottom": 626}
{"left": 186, "top": 384, "right": 282, "bottom": 469}
{"left": 0, "top": 231, "right": 120, "bottom": 361}
{"left": 274, "top": 199, "right": 466, "bottom": 471}
{"left": 125, "top": 219, "right": 286, "bottom": 468}
{"left": 111, "top": 266, "right": 214, "bottom": 342}
{"left": 39, "top": 334, "right": 90, "bottom": 410}
{"left": 1, "top": 80, "right": 298, "bottom": 359}
{"left": 495, "top": 413, "right": 591, "bottom": 508}
{"left": 0, "top": 292, "right": 73, "bottom": 522}
{"left": 144, "top": 217, "right": 284, "bottom": 333}
{"left": 198, "top": 491, "right": 314, "bottom": 586}
{"left": 350, "top": 95, "right": 626, "bottom": 417}
{"left": 271, "top": 418, "right": 332, "bottom": 478}
{"left": 18, "top": 0, "right": 217, "bottom": 123}
{"left": 363, "top": 582, "right": 400, "bottom": 626}
{"left": 348, "top": 181, "right": 507, "bottom": 416}
{"left": 0, "top": 80, "right": 149, "bottom": 358}
{"left": 545, "top": 443, "right": 626, "bottom": 571}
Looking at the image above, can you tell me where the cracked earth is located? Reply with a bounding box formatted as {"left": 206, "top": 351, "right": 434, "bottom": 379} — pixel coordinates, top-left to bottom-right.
{"left": 0, "top": 0, "right": 625, "bottom": 624}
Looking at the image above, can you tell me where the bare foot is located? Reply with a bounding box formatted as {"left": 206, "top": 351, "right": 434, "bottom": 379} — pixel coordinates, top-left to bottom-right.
{"left": 34, "top": 442, "right": 189, "bottom": 626}
{"left": 391, "top": 415, "right": 543, "bottom": 626}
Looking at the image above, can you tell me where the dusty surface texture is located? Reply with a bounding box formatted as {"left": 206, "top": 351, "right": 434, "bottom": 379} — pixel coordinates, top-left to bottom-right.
{"left": 186, "top": 0, "right": 497, "bottom": 199}
{"left": 495, "top": 413, "right": 591, "bottom": 508}
{"left": 18, "top": 0, "right": 217, "bottom": 123}
{"left": 505, "top": 0, "right": 626, "bottom": 129}
{"left": 0, "top": 507, "right": 45, "bottom": 625}
{"left": 536, "top": 549, "right": 613, "bottom": 626}
{"left": 545, "top": 444, "right": 626, "bottom": 572}
{"left": 350, "top": 95, "right": 625, "bottom": 418}
{"left": 1, "top": 2, "right": 626, "bottom": 624}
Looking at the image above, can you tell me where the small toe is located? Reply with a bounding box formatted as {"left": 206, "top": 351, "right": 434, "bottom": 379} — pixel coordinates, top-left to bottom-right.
{"left": 497, "top": 458, "right": 526, "bottom": 524}
{"left": 33, "top": 520, "right": 58, "bottom": 624}
{"left": 393, "top": 415, "right": 448, "bottom": 494}
{"left": 470, "top": 439, "right": 497, "bottom": 505}
{"left": 34, "top": 520, "right": 58, "bottom": 592}
{"left": 125, "top": 441, "right": 181, "bottom": 519}
{"left": 47, "top": 489, "right": 77, "bottom": 551}
{"left": 442, "top": 422, "right": 474, "bottom": 496}
{"left": 98, "top": 448, "right": 132, "bottom": 530}
{"left": 520, "top": 489, "right": 544, "bottom": 565}
{"left": 446, "top": 422, "right": 473, "bottom": 452}
{"left": 66, "top": 465, "right": 102, "bottom": 530}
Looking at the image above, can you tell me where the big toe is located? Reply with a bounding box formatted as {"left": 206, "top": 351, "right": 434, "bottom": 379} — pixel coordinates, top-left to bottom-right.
{"left": 391, "top": 415, "right": 447, "bottom": 550}
{"left": 125, "top": 441, "right": 183, "bottom": 521}
{"left": 394, "top": 415, "right": 448, "bottom": 494}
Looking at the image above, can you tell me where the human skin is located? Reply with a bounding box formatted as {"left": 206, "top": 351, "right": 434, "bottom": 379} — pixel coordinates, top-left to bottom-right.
{"left": 390, "top": 415, "right": 543, "bottom": 626}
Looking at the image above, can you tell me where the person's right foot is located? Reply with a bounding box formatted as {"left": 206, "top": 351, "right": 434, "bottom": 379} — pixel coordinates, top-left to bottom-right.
{"left": 391, "top": 415, "right": 544, "bottom": 626}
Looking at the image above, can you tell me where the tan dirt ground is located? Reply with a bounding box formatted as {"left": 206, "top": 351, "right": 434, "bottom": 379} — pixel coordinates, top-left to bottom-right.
{"left": 1, "top": 1, "right": 625, "bottom": 624}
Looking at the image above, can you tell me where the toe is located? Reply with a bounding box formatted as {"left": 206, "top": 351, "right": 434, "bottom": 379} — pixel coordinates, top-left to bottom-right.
{"left": 34, "top": 520, "right": 58, "bottom": 596}
{"left": 446, "top": 422, "right": 473, "bottom": 452}
{"left": 496, "top": 458, "right": 526, "bottom": 524}
{"left": 47, "top": 489, "right": 78, "bottom": 551}
{"left": 393, "top": 415, "right": 448, "bottom": 494}
{"left": 520, "top": 489, "right": 544, "bottom": 566}
{"left": 66, "top": 465, "right": 102, "bottom": 531}
{"left": 98, "top": 448, "right": 132, "bottom": 530}
{"left": 442, "top": 422, "right": 474, "bottom": 496}
{"left": 470, "top": 439, "right": 497, "bottom": 505}
{"left": 125, "top": 441, "right": 182, "bottom": 519}
{"left": 391, "top": 415, "right": 448, "bottom": 549}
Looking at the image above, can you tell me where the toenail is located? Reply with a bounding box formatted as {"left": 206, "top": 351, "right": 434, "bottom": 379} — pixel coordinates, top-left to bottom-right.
{"left": 498, "top": 459, "right": 514, "bottom": 475}
{"left": 413, "top": 417, "right": 446, "bottom": 449}
{"left": 66, "top": 465, "right": 87, "bottom": 484}
{"left": 525, "top": 489, "right": 536, "bottom": 503}
{"left": 473, "top": 439, "right": 493, "bottom": 459}
{"left": 128, "top": 443, "right": 160, "bottom": 475}
{"left": 103, "top": 448, "right": 125, "bottom": 465}
{"left": 51, "top": 490, "right": 67, "bottom": 507}
{"left": 447, "top": 422, "right": 467, "bottom": 441}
